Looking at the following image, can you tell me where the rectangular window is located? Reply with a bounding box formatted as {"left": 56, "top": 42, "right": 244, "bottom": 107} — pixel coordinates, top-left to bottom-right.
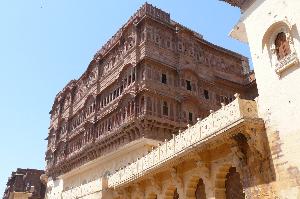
{"left": 204, "top": 90, "right": 209, "bottom": 99}
{"left": 161, "top": 73, "right": 167, "bottom": 84}
{"left": 189, "top": 112, "right": 193, "bottom": 124}
{"left": 186, "top": 80, "right": 192, "bottom": 91}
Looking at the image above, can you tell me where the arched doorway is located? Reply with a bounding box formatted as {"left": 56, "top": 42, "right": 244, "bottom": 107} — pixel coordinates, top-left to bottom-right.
{"left": 225, "top": 167, "right": 245, "bottom": 199}
{"left": 195, "top": 179, "right": 206, "bottom": 199}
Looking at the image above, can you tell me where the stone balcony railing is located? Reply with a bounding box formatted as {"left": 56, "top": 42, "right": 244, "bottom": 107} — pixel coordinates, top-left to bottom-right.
{"left": 107, "top": 94, "right": 258, "bottom": 188}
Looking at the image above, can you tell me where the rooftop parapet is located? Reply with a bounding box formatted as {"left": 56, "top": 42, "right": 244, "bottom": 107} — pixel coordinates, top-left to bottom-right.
{"left": 94, "top": 2, "right": 170, "bottom": 59}
{"left": 107, "top": 94, "right": 259, "bottom": 188}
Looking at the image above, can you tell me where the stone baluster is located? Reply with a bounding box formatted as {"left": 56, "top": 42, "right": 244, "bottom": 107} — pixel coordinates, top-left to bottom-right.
{"left": 197, "top": 118, "right": 202, "bottom": 141}
{"left": 152, "top": 146, "right": 155, "bottom": 164}
{"left": 173, "top": 134, "right": 176, "bottom": 153}
{"left": 157, "top": 143, "right": 160, "bottom": 162}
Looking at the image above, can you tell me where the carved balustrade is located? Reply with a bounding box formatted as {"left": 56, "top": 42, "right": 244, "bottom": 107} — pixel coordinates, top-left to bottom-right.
{"left": 107, "top": 94, "right": 258, "bottom": 188}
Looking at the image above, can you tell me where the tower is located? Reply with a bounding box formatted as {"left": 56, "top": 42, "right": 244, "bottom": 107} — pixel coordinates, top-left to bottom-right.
{"left": 224, "top": 0, "right": 300, "bottom": 197}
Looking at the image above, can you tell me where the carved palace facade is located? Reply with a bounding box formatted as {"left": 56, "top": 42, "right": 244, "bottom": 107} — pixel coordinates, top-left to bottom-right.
{"left": 46, "top": 3, "right": 256, "bottom": 179}
{"left": 45, "top": 3, "right": 259, "bottom": 199}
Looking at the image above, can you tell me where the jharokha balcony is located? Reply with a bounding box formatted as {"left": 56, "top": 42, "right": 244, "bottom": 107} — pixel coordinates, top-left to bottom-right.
{"left": 106, "top": 94, "right": 269, "bottom": 198}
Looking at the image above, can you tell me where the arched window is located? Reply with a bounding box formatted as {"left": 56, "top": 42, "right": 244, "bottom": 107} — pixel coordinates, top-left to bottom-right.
{"left": 262, "top": 21, "right": 299, "bottom": 75}
{"left": 275, "top": 32, "right": 291, "bottom": 60}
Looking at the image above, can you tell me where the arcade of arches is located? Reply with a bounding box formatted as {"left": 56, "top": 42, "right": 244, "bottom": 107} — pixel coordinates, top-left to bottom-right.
{"left": 109, "top": 122, "right": 272, "bottom": 199}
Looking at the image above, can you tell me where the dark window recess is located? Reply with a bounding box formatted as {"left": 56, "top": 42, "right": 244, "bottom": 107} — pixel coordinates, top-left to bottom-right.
{"left": 275, "top": 32, "right": 291, "bottom": 60}
{"left": 189, "top": 112, "right": 193, "bottom": 124}
{"left": 161, "top": 73, "right": 167, "bottom": 84}
{"left": 163, "top": 101, "right": 168, "bottom": 116}
{"left": 204, "top": 90, "right": 209, "bottom": 99}
{"left": 186, "top": 80, "right": 192, "bottom": 91}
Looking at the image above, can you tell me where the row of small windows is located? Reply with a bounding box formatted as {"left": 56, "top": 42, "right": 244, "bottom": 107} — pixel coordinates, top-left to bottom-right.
{"left": 99, "top": 69, "right": 136, "bottom": 109}
{"left": 63, "top": 90, "right": 229, "bottom": 136}
{"left": 52, "top": 100, "right": 201, "bottom": 151}
{"left": 162, "top": 100, "right": 196, "bottom": 124}
{"left": 70, "top": 103, "right": 96, "bottom": 131}
{"left": 160, "top": 72, "right": 210, "bottom": 99}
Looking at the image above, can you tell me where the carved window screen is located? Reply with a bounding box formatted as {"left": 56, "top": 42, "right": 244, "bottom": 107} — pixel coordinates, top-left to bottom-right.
{"left": 163, "top": 101, "right": 168, "bottom": 116}
{"left": 275, "top": 32, "right": 291, "bottom": 60}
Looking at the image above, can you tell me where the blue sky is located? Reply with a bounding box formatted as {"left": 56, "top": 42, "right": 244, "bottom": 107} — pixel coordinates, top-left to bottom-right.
{"left": 0, "top": 0, "right": 250, "bottom": 194}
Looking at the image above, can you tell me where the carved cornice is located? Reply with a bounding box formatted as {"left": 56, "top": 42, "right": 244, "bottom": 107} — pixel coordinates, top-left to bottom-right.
{"left": 220, "top": 0, "right": 255, "bottom": 10}
{"left": 220, "top": 0, "right": 247, "bottom": 8}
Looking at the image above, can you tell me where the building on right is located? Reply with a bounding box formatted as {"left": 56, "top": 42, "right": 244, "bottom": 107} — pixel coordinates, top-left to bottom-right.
{"left": 223, "top": 0, "right": 300, "bottom": 197}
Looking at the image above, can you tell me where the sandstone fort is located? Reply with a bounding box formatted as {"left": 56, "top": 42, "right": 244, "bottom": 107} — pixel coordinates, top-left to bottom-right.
{"left": 3, "top": 0, "right": 300, "bottom": 198}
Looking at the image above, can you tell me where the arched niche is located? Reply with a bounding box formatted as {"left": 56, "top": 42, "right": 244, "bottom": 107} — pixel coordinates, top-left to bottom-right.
{"left": 262, "top": 20, "right": 299, "bottom": 75}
